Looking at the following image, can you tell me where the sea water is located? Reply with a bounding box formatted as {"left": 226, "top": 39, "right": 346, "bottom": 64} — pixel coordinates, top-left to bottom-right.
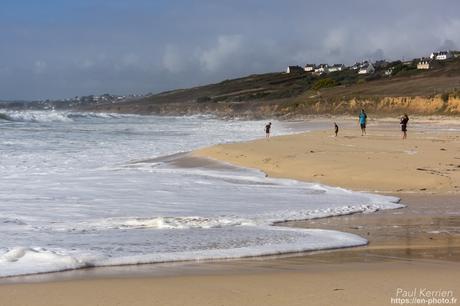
{"left": 0, "top": 110, "right": 402, "bottom": 277}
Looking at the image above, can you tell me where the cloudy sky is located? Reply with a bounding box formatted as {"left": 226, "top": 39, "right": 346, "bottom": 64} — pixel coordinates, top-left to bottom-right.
{"left": 1, "top": 0, "right": 459, "bottom": 100}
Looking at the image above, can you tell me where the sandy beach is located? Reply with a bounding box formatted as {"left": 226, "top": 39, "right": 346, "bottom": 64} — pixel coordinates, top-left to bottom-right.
{"left": 1, "top": 120, "right": 459, "bottom": 306}
{"left": 195, "top": 124, "right": 460, "bottom": 194}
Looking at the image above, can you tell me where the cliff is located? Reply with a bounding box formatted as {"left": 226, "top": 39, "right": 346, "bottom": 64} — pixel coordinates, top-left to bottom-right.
{"left": 83, "top": 58, "right": 460, "bottom": 118}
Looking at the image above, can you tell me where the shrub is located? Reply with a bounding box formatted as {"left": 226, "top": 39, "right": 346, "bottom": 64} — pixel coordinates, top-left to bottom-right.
{"left": 441, "top": 93, "right": 449, "bottom": 103}
{"left": 312, "top": 78, "right": 337, "bottom": 90}
{"left": 196, "top": 96, "right": 212, "bottom": 103}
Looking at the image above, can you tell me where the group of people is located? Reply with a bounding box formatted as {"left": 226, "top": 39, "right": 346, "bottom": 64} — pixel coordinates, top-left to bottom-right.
{"left": 337, "top": 109, "right": 409, "bottom": 139}
{"left": 265, "top": 109, "right": 410, "bottom": 139}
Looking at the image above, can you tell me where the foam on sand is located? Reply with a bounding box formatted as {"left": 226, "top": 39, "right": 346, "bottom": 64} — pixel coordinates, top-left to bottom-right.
{"left": 0, "top": 111, "right": 403, "bottom": 278}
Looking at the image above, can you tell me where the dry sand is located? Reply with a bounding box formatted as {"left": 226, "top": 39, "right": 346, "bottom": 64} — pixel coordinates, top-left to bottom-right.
{"left": 195, "top": 127, "right": 460, "bottom": 194}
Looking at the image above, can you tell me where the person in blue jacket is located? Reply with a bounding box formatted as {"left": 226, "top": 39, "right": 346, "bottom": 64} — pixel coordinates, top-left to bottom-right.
{"left": 359, "top": 109, "right": 367, "bottom": 136}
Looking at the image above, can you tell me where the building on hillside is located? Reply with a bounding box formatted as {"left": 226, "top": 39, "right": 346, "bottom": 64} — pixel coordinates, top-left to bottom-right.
{"left": 314, "top": 64, "right": 329, "bottom": 74}
{"left": 350, "top": 62, "right": 361, "bottom": 70}
{"left": 417, "top": 58, "right": 432, "bottom": 70}
{"left": 304, "top": 64, "right": 316, "bottom": 72}
{"left": 384, "top": 67, "right": 394, "bottom": 76}
{"left": 358, "top": 63, "right": 375, "bottom": 74}
{"left": 328, "top": 64, "right": 345, "bottom": 72}
{"left": 286, "top": 65, "right": 304, "bottom": 74}
{"left": 435, "top": 51, "right": 453, "bottom": 60}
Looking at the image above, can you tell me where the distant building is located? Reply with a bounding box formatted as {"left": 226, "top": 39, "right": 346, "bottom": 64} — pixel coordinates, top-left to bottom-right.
{"left": 314, "top": 64, "right": 329, "bottom": 74}
{"left": 286, "top": 65, "right": 304, "bottom": 74}
{"left": 435, "top": 51, "right": 453, "bottom": 60}
{"left": 350, "top": 62, "right": 361, "bottom": 70}
{"left": 304, "top": 64, "right": 316, "bottom": 72}
{"left": 417, "top": 58, "right": 432, "bottom": 70}
{"left": 358, "top": 63, "right": 375, "bottom": 74}
{"left": 328, "top": 64, "right": 345, "bottom": 72}
{"left": 384, "top": 67, "right": 394, "bottom": 76}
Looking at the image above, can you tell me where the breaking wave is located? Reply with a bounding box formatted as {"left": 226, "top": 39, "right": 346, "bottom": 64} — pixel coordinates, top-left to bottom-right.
{"left": 0, "top": 110, "right": 129, "bottom": 123}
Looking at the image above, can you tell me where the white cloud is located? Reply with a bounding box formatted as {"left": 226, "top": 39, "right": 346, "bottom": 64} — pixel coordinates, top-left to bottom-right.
{"left": 323, "top": 28, "right": 348, "bottom": 52}
{"left": 199, "top": 35, "right": 243, "bottom": 72}
{"left": 162, "top": 45, "right": 185, "bottom": 73}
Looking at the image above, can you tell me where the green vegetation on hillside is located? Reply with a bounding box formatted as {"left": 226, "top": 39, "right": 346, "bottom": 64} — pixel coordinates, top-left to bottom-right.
{"left": 84, "top": 56, "right": 460, "bottom": 117}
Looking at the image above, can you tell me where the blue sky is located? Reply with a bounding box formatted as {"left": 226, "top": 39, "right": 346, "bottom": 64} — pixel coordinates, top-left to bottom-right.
{"left": 1, "top": 0, "right": 459, "bottom": 100}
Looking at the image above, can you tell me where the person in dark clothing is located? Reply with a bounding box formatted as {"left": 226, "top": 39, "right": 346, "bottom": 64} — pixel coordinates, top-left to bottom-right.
{"left": 265, "top": 122, "right": 272, "bottom": 138}
{"left": 334, "top": 122, "right": 339, "bottom": 137}
{"left": 400, "top": 114, "right": 409, "bottom": 139}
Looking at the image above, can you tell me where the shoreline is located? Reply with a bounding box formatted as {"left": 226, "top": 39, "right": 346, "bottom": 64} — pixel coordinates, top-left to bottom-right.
{"left": 194, "top": 126, "right": 460, "bottom": 194}
{"left": 1, "top": 122, "right": 459, "bottom": 305}
{"left": 1, "top": 193, "right": 459, "bottom": 306}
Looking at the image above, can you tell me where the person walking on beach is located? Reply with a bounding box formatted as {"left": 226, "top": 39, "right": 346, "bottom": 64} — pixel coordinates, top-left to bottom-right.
{"left": 400, "top": 113, "right": 409, "bottom": 139}
{"left": 265, "top": 122, "right": 272, "bottom": 138}
{"left": 334, "top": 122, "right": 339, "bottom": 137}
{"left": 359, "top": 109, "right": 367, "bottom": 136}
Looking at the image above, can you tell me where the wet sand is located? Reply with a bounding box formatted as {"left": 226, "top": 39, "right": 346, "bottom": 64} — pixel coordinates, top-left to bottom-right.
{"left": 1, "top": 183, "right": 459, "bottom": 306}
{"left": 1, "top": 261, "right": 459, "bottom": 306}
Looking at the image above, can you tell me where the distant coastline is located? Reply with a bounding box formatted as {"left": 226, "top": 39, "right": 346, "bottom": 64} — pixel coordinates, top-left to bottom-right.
{"left": 2, "top": 54, "right": 460, "bottom": 119}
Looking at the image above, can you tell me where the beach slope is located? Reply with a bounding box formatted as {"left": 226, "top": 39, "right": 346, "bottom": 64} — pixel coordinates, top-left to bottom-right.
{"left": 195, "top": 128, "right": 460, "bottom": 194}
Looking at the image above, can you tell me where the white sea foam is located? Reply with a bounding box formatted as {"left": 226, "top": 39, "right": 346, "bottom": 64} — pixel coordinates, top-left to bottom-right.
{"left": 0, "top": 110, "right": 137, "bottom": 123}
{"left": 0, "top": 111, "right": 403, "bottom": 277}
{"left": 0, "top": 247, "right": 94, "bottom": 277}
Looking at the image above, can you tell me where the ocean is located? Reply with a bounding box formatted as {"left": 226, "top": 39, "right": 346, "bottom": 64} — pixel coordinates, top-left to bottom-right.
{"left": 0, "top": 110, "right": 402, "bottom": 277}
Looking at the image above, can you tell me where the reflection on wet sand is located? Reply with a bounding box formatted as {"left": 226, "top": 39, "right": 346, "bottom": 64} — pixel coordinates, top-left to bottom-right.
{"left": 284, "top": 194, "right": 460, "bottom": 262}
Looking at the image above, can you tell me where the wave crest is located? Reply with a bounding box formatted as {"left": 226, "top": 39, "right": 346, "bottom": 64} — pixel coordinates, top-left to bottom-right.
{"left": 0, "top": 110, "right": 129, "bottom": 123}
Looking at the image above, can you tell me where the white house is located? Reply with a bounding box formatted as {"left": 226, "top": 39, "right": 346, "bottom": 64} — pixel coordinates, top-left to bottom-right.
{"left": 350, "top": 62, "right": 361, "bottom": 70}
{"left": 429, "top": 52, "right": 438, "bottom": 59}
{"left": 435, "top": 51, "right": 453, "bottom": 60}
{"left": 384, "top": 67, "right": 394, "bottom": 76}
{"left": 358, "top": 63, "right": 375, "bottom": 74}
{"left": 417, "top": 58, "right": 431, "bottom": 70}
{"left": 328, "top": 64, "right": 345, "bottom": 72}
{"left": 314, "top": 64, "right": 329, "bottom": 74}
{"left": 286, "top": 65, "right": 304, "bottom": 73}
{"left": 304, "top": 64, "right": 316, "bottom": 72}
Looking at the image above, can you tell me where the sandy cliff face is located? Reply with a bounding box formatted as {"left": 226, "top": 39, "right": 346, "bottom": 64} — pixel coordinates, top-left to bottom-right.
{"left": 86, "top": 94, "right": 460, "bottom": 118}
{"left": 291, "top": 95, "right": 460, "bottom": 117}
{"left": 358, "top": 96, "right": 460, "bottom": 114}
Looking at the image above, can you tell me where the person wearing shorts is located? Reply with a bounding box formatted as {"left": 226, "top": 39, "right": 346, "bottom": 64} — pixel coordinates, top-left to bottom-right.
{"left": 359, "top": 109, "right": 367, "bottom": 136}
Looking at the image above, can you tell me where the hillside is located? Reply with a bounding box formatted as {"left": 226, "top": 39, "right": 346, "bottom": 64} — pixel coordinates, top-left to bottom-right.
{"left": 83, "top": 57, "right": 460, "bottom": 118}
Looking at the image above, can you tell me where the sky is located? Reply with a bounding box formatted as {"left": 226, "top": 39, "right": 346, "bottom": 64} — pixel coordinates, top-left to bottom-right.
{"left": 1, "top": 0, "right": 459, "bottom": 100}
